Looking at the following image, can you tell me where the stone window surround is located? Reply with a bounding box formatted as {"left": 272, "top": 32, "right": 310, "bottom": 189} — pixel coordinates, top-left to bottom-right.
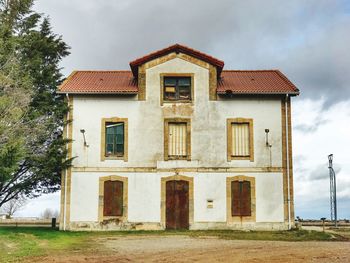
{"left": 100, "top": 117, "right": 128, "bottom": 162}
{"left": 160, "top": 73, "right": 194, "bottom": 106}
{"left": 98, "top": 175, "right": 128, "bottom": 222}
{"left": 164, "top": 118, "right": 191, "bottom": 161}
{"left": 227, "top": 118, "right": 254, "bottom": 162}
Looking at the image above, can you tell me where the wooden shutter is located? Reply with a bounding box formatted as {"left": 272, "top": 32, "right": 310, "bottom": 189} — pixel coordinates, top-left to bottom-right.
{"left": 103, "top": 180, "right": 123, "bottom": 216}
{"left": 231, "top": 180, "right": 251, "bottom": 216}
{"left": 231, "top": 181, "right": 241, "bottom": 216}
{"left": 232, "top": 123, "right": 250, "bottom": 156}
{"left": 168, "top": 123, "right": 187, "bottom": 157}
{"left": 240, "top": 181, "right": 251, "bottom": 216}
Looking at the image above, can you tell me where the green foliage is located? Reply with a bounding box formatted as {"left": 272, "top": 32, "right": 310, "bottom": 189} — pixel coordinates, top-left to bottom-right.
{"left": 0, "top": 0, "right": 71, "bottom": 207}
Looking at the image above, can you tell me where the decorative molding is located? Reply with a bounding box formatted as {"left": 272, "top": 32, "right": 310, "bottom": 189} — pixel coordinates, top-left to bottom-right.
{"left": 71, "top": 166, "right": 283, "bottom": 173}
{"left": 226, "top": 175, "right": 256, "bottom": 223}
{"left": 281, "top": 97, "right": 294, "bottom": 224}
{"left": 144, "top": 52, "right": 210, "bottom": 71}
{"left": 100, "top": 117, "right": 128, "bottom": 162}
{"left": 227, "top": 118, "right": 254, "bottom": 162}
{"left": 287, "top": 98, "right": 295, "bottom": 222}
{"left": 138, "top": 65, "right": 146, "bottom": 101}
{"left": 209, "top": 65, "right": 217, "bottom": 101}
{"left": 98, "top": 175, "right": 128, "bottom": 222}
{"left": 60, "top": 96, "right": 73, "bottom": 230}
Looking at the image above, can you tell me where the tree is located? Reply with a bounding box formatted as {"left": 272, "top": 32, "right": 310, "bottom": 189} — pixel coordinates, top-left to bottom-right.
{"left": 0, "top": 195, "right": 26, "bottom": 218}
{"left": 41, "top": 208, "right": 59, "bottom": 219}
{"left": 0, "top": 0, "right": 71, "bottom": 208}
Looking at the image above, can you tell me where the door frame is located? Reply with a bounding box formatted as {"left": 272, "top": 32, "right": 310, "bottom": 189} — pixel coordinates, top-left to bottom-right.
{"left": 161, "top": 175, "right": 194, "bottom": 229}
{"left": 226, "top": 175, "right": 256, "bottom": 224}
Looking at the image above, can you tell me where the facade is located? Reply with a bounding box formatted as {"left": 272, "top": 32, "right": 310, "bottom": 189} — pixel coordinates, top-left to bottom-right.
{"left": 58, "top": 44, "right": 299, "bottom": 231}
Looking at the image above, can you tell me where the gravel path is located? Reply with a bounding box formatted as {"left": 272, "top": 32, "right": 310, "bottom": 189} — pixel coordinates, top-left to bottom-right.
{"left": 31, "top": 235, "right": 350, "bottom": 263}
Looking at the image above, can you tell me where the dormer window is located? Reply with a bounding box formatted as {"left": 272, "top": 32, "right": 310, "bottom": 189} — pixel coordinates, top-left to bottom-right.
{"left": 164, "top": 76, "right": 191, "bottom": 101}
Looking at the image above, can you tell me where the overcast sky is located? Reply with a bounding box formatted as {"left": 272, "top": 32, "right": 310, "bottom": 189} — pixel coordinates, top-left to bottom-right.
{"left": 16, "top": 0, "right": 350, "bottom": 219}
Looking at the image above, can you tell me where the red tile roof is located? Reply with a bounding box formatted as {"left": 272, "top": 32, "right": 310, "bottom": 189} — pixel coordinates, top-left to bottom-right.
{"left": 57, "top": 71, "right": 137, "bottom": 94}
{"left": 129, "top": 44, "right": 224, "bottom": 78}
{"left": 218, "top": 70, "right": 299, "bottom": 95}
{"left": 58, "top": 45, "right": 298, "bottom": 95}
{"left": 58, "top": 69, "right": 299, "bottom": 95}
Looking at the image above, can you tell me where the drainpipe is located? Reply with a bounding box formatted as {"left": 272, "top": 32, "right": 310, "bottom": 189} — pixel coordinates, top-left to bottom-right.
{"left": 285, "top": 94, "right": 291, "bottom": 229}
{"left": 63, "top": 93, "right": 70, "bottom": 231}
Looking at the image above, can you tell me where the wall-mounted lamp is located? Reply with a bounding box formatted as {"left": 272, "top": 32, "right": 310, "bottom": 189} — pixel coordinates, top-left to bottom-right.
{"left": 328, "top": 154, "right": 333, "bottom": 168}
{"left": 80, "top": 129, "right": 89, "bottom": 147}
{"left": 265, "top": 129, "right": 273, "bottom": 167}
{"left": 265, "top": 129, "right": 271, "bottom": 147}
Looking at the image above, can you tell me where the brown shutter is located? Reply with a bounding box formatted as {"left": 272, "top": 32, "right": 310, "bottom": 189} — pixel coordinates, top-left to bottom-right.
{"left": 103, "top": 181, "right": 113, "bottom": 216}
{"left": 231, "top": 181, "right": 241, "bottom": 216}
{"left": 240, "top": 181, "right": 251, "bottom": 216}
{"left": 103, "top": 180, "right": 123, "bottom": 216}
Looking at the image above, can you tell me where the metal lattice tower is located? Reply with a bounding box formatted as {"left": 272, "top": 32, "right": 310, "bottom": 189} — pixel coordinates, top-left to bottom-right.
{"left": 328, "top": 154, "right": 337, "bottom": 227}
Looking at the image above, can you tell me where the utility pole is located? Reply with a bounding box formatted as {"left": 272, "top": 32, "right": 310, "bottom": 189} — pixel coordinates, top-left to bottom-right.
{"left": 328, "top": 154, "right": 337, "bottom": 227}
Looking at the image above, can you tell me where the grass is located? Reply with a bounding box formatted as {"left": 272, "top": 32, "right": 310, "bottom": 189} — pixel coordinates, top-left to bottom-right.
{"left": 0, "top": 227, "right": 345, "bottom": 262}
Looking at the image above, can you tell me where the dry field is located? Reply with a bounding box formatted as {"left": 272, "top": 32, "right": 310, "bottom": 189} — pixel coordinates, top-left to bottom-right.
{"left": 35, "top": 235, "right": 350, "bottom": 263}
{"left": 1, "top": 227, "right": 349, "bottom": 263}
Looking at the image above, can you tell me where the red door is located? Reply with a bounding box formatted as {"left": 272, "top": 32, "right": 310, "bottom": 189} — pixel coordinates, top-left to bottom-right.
{"left": 166, "top": 180, "right": 189, "bottom": 229}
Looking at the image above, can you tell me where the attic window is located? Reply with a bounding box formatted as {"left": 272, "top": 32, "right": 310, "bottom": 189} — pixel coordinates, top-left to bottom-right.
{"left": 163, "top": 77, "right": 191, "bottom": 101}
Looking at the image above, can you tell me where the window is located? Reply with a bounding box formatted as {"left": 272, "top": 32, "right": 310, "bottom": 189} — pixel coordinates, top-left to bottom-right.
{"left": 103, "top": 180, "right": 123, "bottom": 216}
{"left": 164, "top": 119, "right": 191, "bottom": 160}
{"left": 231, "top": 180, "right": 251, "bottom": 216}
{"left": 105, "top": 122, "right": 124, "bottom": 156}
{"left": 227, "top": 118, "right": 254, "bottom": 162}
{"left": 163, "top": 76, "right": 191, "bottom": 101}
{"left": 168, "top": 122, "right": 187, "bottom": 157}
{"left": 101, "top": 118, "right": 128, "bottom": 161}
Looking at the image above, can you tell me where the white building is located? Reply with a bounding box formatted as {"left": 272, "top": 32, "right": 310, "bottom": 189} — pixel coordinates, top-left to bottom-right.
{"left": 58, "top": 44, "right": 299, "bottom": 231}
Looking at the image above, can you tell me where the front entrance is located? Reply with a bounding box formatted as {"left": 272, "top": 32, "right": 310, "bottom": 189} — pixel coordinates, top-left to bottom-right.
{"left": 166, "top": 180, "right": 189, "bottom": 229}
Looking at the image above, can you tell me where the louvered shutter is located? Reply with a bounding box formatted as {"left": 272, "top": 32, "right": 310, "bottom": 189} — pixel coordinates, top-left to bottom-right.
{"left": 168, "top": 123, "right": 187, "bottom": 157}
{"left": 103, "top": 180, "right": 123, "bottom": 216}
{"left": 232, "top": 123, "right": 250, "bottom": 156}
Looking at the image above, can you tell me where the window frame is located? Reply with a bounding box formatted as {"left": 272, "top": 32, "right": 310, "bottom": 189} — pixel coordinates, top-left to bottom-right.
{"left": 98, "top": 175, "right": 128, "bottom": 222}
{"left": 227, "top": 118, "right": 254, "bottom": 162}
{"left": 226, "top": 175, "right": 256, "bottom": 223}
{"left": 160, "top": 73, "right": 194, "bottom": 105}
{"left": 164, "top": 118, "right": 191, "bottom": 161}
{"left": 101, "top": 117, "right": 128, "bottom": 161}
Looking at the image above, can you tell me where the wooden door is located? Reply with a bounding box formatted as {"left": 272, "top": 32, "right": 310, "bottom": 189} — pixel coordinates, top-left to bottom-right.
{"left": 166, "top": 180, "right": 189, "bottom": 229}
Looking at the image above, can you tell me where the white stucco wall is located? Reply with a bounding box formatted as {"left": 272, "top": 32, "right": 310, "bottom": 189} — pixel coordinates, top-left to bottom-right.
{"left": 70, "top": 57, "right": 283, "bottom": 169}
{"left": 67, "top": 54, "right": 287, "bottom": 229}
{"left": 70, "top": 172, "right": 284, "bottom": 224}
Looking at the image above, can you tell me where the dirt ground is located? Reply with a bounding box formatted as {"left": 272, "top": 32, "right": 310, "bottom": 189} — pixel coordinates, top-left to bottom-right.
{"left": 30, "top": 235, "right": 350, "bottom": 263}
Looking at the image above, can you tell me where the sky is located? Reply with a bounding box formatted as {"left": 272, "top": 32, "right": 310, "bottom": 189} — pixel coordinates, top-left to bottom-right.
{"left": 15, "top": 0, "right": 350, "bottom": 219}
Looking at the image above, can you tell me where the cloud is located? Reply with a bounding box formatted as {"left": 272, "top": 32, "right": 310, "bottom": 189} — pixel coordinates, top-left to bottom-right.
{"left": 34, "top": 0, "right": 350, "bottom": 107}
{"left": 308, "top": 164, "right": 341, "bottom": 181}
{"left": 293, "top": 99, "right": 350, "bottom": 219}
